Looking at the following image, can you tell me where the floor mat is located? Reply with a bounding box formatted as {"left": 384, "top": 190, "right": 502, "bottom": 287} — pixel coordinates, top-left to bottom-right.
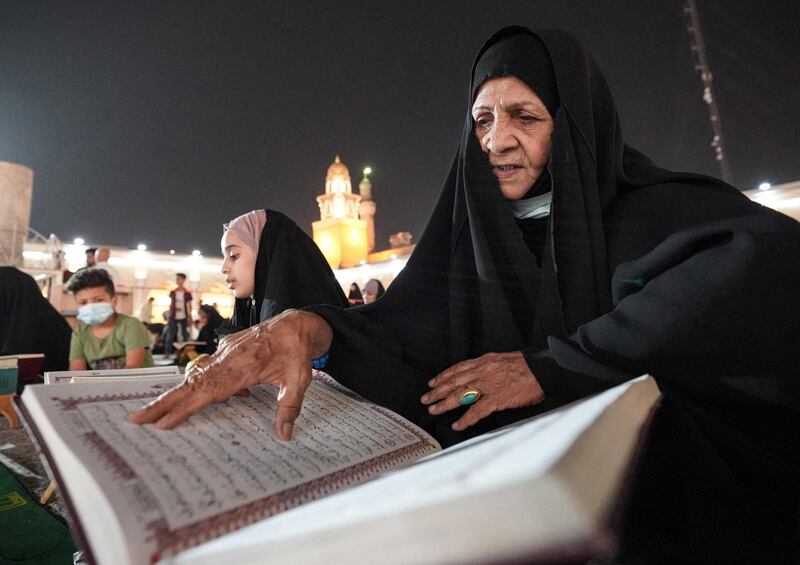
{"left": 0, "top": 462, "right": 76, "bottom": 564}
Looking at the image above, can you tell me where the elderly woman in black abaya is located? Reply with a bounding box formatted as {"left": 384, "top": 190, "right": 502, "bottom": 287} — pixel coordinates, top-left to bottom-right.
{"left": 133, "top": 28, "right": 800, "bottom": 561}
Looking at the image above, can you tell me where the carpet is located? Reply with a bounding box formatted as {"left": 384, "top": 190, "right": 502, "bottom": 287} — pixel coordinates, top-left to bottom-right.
{"left": 0, "top": 462, "right": 76, "bottom": 564}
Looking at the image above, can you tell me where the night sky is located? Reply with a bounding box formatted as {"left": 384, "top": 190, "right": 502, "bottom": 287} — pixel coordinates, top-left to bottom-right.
{"left": 2, "top": 1, "right": 798, "bottom": 256}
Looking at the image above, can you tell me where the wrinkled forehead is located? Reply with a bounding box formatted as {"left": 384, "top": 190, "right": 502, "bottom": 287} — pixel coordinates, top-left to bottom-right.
{"left": 471, "top": 30, "right": 559, "bottom": 115}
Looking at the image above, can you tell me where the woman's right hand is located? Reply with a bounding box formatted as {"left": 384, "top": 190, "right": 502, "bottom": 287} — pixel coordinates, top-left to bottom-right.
{"left": 128, "top": 309, "right": 333, "bottom": 441}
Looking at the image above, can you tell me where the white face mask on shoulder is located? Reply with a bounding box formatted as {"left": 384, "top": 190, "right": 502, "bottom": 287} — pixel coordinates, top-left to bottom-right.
{"left": 77, "top": 302, "right": 114, "bottom": 325}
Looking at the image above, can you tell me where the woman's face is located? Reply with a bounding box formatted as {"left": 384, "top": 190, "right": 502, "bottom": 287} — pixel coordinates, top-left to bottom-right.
{"left": 220, "top": 231, "right": 256, "bottom": 298}
{"left": 198, "top": 309, "right": 209, "bottom": 328}
{"left": 472, "top": 76, "right": 554, "bottom": 200}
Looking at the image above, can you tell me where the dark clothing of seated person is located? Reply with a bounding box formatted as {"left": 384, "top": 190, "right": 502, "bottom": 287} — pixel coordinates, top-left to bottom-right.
{"left": 196, "top": 304, "right": 225, "bottom": 355}
{"left": 347, "top": 283, "right": 363, "bottom": 305}
{"left": 132, "top": 28, "right": 800, "bottom": 563}
{"left": 66, "top": 268, "right": 153, "bottom": 370}
{"left": 0, "top": 266, "right": 71, "bottom": 373}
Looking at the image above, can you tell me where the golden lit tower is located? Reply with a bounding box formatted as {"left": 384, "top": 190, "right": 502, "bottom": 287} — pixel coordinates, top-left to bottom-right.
{"left": 358, "top": 167, "right": 376, "bottom": 252}
{"left": 312, "top": 155, "right": 368, "bottom": 268}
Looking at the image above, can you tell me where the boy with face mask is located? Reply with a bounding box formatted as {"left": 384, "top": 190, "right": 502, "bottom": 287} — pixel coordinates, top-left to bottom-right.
{"left": 66, "top": 268, "right": 153, "bottom": 370}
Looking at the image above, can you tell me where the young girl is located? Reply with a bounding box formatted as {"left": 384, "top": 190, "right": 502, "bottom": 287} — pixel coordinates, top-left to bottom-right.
{"left": 220, "top": 209, "right": 348, "bottom": 331}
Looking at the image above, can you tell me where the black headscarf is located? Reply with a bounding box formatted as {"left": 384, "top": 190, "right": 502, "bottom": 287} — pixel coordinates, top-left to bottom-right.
{"left": 227, "top": 209, "right": 348, "bottom": 331}
{"left": 0, "top": 267, "right": 71, "bottom": 374}
{"left": 308, "top": 27, "right": 800, "bottom": 561}
{"left": 347, "top": 283, "right": 363, "bottom": 304}
{"left": 197, "top": 304, "right": 224, "bottom": 354}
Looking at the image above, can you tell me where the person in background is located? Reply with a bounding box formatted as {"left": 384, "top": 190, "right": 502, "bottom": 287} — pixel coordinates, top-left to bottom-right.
{"left": 95, "top": 247, "right": 121, "bottom": 283}
{"left": 189, "top": 318, "right": 201, "bottom": 340}
{"left": 65, "top": 247, "right": 97, "bottom": 286}
{"left": 0, "top": 266, "right": 71, "bottom": 373}
{"left": 84, "top": 247, "right": 97, "bottom": 269}
{"left": 165, "top": 273, "right": 192, "bottom": 358}
{"left": 148, "top": 323, "right": 166, "bottom": 355}
{"left": 362, "top": 279, "right": 385, "bottom": 304}
{"left": 138, "top": 297, "right": 155, "bottom": 327}
{"left": 66, "top": 268, "right": 153, "bottom": 370}
{"left": 347, "top": 282, "right": 363, "bottom": 305}
{"left": 196, "top": 304, "right": 225, "bottom": 355}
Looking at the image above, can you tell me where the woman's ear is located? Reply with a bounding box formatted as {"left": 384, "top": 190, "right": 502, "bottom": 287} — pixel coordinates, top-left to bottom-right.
{"left": 111, "top": 295, "right": 119, "bottom": 310}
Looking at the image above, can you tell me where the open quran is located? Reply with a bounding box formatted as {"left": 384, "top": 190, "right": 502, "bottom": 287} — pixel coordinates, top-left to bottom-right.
{"left": 16, "top": 372, "right": 660, "bottom": 565}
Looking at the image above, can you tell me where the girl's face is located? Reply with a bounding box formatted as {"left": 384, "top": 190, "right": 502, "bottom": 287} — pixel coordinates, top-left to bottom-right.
{"left": 221, "top": 231, "right": 256, "bottom": 298}
{"left": 198, "top": 309, "right": 209, "bottom": 328}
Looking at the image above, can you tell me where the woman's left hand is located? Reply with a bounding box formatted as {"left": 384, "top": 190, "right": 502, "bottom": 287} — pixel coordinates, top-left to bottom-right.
{"left": 421, "top": 351, "right": 544, "bottom": 431}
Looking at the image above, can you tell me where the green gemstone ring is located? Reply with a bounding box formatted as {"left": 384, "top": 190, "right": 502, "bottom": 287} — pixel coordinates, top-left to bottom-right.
{"left": 459, "top": 388, "right": 482, "bottom": 406}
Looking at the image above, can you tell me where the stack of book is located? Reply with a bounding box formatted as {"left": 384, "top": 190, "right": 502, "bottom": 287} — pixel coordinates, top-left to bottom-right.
{"left": 0, "top": 353, "right": 45, "bottom": 393}
{"left": 43, "top": 365, "right": 182, "bottom": 385}
{"left": 0, "top": 357, "right": 18, "bottom": 395}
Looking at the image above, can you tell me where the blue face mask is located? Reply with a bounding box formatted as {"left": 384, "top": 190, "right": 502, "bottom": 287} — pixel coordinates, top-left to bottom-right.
{"left": 77, "top": 302, "right": 115, "bottom": 325}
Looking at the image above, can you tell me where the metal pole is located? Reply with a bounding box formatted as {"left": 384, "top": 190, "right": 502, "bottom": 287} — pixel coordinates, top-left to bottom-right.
{"left": 684, "top": 0, "right": 733, "bottom": 184}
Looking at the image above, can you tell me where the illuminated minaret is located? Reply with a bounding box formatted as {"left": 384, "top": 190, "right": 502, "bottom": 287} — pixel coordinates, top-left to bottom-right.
{"left": 312, "top": 155, "right": 368, "bottom": 268}
{"left": 358, "top": 167, "right": 376, "bottom": 253}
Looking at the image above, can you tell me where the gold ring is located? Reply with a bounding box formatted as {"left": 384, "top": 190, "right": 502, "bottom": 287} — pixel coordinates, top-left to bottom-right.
{"left": 459, "top": 388, "right": 481, "bottom": 406}
{"left": 186, "top": 353, "right": 210, "bottom": 372}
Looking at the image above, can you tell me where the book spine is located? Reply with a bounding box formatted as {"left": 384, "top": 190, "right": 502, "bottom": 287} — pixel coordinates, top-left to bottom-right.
{"left": 0, "top": 368, "right": 19, "bottom": 395}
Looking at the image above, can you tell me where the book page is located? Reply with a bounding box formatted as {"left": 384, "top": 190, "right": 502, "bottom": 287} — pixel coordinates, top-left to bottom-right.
{"left": 23, "top": 372, "right": 439, "bottom": 564}
{"left": 171, "top": 376, "right": 660, "bottom": 565}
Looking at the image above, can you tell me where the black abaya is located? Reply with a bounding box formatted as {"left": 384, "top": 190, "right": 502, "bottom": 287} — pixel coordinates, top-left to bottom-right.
{"left": 0, "top": 267, "right": 71, "bottom": 373}
{"left": 306, "top": 27, "right": 800, "bottom": 561}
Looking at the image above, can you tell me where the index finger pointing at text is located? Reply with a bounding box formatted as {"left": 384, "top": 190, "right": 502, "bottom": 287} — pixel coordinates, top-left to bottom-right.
{"left": 127, "top": 382, "right": 193, "bottom": 425}
{"left": 275, "top": 373, "right": 312, "bottom": 441}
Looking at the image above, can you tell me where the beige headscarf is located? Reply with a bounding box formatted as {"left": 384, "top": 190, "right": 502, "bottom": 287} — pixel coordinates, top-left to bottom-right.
{"left": 223, "top": 209, "right": 267, "bottom": 256}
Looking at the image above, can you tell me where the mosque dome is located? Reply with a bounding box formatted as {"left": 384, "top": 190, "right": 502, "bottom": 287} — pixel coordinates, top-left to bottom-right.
{"left": 326, "top": 155, "right": 351, "bottom": 180}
